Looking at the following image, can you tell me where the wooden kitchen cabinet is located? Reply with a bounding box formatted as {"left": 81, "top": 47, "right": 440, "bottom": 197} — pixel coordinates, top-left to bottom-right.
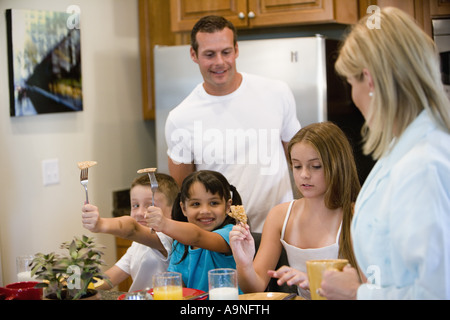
{"left": 170, "top": 0, "right": 248, "bottom": 31}
{"left": 247, "top": 0, "right": 359, "bottom": 27}
{"left": 430, "top": 0, "right": 450, "bottom": 16}
{"left": 139, "top": 0, "right": 179, "bottom": 120}
{"left": 359, "top": 0, "right": 435, "bottom": 36}
{"left": 115, "top": 237, "right": 133, "bottom": 292}
{"left": 170, "top": 0, "right": 359, "bottom": 32}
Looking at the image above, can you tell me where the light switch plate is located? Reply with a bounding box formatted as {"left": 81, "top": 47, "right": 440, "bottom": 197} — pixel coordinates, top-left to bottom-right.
{"left": 42, "top": 159, "right": 60, "bottom": 186}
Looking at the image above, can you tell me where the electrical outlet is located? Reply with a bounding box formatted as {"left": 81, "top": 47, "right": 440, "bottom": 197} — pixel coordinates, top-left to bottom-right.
{"left": 42, "top": 159, "right": 60, "bottom": 186}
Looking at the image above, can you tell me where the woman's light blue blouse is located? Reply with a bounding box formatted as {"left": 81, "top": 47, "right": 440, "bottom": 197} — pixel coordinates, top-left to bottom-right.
{"left": 352, "top": 111, "right": 450, "bottom": 299}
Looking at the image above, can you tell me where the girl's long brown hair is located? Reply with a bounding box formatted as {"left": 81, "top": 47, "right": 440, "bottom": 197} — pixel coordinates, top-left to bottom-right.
{"left": 288, "top": 122, "right": 361, "bottom": 272}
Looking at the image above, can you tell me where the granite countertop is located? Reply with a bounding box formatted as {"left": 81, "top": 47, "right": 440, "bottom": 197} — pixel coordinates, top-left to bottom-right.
{"left": 98, "top": 290, "right": 126, "bottom": 300}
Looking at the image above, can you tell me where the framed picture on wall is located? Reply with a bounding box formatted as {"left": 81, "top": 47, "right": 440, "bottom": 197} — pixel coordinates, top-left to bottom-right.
{"left": 6, "top": 8, "right": 82, "bottom": 117}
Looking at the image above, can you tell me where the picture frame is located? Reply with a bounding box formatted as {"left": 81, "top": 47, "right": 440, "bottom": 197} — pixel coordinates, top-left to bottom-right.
{"left": 6, "top": 8, "right": 82, "bottom": 117}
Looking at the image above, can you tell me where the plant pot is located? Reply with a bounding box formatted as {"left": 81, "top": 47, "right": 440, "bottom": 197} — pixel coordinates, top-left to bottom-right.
{"left": 44, "top": 289, "right": 100, "bottom": 300}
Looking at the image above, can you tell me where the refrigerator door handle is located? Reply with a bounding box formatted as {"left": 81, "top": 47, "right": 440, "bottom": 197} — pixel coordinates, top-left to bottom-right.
{"left": 291, "top": 51, "right": 298, "bottom": 63}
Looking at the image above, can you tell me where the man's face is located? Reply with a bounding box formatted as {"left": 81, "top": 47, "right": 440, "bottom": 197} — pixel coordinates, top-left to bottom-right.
{"left": 190, "top": 28, "right": 240, "bottom": 96}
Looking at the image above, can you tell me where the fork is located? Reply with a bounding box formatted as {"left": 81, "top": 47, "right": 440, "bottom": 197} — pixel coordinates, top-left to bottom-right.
{"left": 80, "top": 168, "right": 89, "bottom": 204}
{"left": 148, "top": 171, "right": 158, "bottom": 206}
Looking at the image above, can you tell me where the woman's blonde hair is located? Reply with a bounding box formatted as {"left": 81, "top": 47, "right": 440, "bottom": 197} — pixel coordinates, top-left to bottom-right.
{"left": 288, "top": 122, "right": 361, "bottom": 271}
{"left": 336, "top": 7, "right": 450, "bottom": 160}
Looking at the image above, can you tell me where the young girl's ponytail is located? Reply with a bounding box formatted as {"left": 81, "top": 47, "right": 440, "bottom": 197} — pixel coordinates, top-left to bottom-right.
{"left": 170, "top": 192, "right": 187, "bottom": 222}
{"left": 229, "top": 184, "right": 242, "bottom": 206}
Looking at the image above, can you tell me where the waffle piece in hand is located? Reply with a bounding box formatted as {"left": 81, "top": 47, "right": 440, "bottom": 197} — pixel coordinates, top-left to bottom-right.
{"left": 228, "top": 205, "right": 248, "bottom": 224}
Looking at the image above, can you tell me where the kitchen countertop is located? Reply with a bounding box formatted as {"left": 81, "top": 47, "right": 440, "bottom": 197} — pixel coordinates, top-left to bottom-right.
{"left": 97, "top": 290, "right": 303, "bottom": 301}
{"left": 98, "top": 290, "right": 126, "bottom": 300}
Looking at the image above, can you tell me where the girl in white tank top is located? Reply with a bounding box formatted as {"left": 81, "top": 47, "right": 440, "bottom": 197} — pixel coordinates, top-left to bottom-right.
{"left": 280, "top": 200, "right": 341, "bottom": 299}
{"left": 229, "top": 122, "right": 361, "bottom": 298}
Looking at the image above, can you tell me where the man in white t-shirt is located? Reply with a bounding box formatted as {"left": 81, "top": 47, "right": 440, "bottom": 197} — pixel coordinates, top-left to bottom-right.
{"left": 165, "top": 16, "right": 301, "bottom": 232}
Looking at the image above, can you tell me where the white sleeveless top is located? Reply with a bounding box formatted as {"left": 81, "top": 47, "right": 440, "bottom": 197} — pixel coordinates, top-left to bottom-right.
{"left": 280, "top": 200, "right": 341, "bottom": 299}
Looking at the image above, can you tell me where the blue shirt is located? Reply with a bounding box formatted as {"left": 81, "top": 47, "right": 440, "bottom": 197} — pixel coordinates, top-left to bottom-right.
{"left": 168, "top": 223, "right": 238, "bottom": 293}
{"left": 352, "top": 111, "right": 450, "bottom": 299}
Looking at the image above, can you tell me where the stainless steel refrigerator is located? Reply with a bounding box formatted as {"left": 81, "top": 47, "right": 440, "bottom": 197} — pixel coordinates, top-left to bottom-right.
{"left": 154, "top": 35, "right": 374, "bottom": 183}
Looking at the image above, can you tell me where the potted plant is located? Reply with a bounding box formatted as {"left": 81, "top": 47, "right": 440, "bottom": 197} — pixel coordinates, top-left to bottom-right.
{"left": 31, "top": 235, "right": 110, "bottom": 300}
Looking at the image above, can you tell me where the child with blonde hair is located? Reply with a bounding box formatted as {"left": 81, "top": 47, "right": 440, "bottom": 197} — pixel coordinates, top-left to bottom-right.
{"left": 82, "top": 173, "right": 179, "bottom": 291}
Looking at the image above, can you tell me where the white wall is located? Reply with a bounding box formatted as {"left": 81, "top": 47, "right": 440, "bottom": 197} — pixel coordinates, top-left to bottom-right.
{"left": 0, "top": 0, "right": 156, "bottom": 285}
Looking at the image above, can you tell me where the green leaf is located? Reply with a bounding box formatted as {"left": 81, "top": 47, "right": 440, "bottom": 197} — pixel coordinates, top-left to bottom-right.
{"left": 77, "top": 247, "right": 90, "bottom": 259}
{"left": 69, "top": 240, "right": 77, "bottom": 258}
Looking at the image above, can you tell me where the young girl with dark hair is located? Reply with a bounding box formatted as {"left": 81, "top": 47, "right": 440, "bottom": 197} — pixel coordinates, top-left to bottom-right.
{"left": 146, "top": 170, "right": 243, "bottom": 292}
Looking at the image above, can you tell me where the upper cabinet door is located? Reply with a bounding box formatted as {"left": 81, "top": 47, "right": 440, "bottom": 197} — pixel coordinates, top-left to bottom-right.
{"left": 430, "top": 0, "right": 450, "bottom": 16}
{"left": 170, "top": 0, "right": 358, "bottom": 32}
{"left": 170, "top": 0, "right": 248, "bottom": 32}
{"left": 247, "top": 0, "right": 358, "bottom": 27}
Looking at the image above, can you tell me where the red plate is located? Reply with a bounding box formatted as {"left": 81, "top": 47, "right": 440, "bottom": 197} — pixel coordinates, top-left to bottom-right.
{"left": 118, "top": 287, "right": 206, "bottom": 300}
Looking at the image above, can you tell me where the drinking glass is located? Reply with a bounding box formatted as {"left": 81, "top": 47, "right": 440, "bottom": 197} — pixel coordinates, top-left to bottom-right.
{"left": 16, "top": 255, "right": 36, "bottom": 282}
{"left": 124, "top": 289, "right": 152, "bottom": 300}
{"left": 208, "top": 268, "right": 238, "bottom": 300}
{"left": 152, "top": 272, "right": 183, "bottom": 300}
{"left": 306, "top": 259, "right": 348, "bottom": 300}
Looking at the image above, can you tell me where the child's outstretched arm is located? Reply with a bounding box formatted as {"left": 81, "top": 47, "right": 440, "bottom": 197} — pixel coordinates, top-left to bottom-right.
{"left": 81, "top": 203, "right": 166, "bottom": 254}
{"left": 146, "top": 206, "right": 231, "bottom": 254}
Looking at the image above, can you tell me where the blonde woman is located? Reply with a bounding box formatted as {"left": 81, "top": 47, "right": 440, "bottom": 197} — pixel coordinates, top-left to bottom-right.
{"left": 230, "top": 122, "right": 361, "bottom": 299}
{"left": 320, "top": 7, "right": 450, "bottom": 300}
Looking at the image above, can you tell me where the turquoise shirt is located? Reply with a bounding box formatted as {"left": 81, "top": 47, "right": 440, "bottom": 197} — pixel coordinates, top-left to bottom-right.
{"left": 168, "top": 223, "right": 239, "bottom": 293}
{"left": 352, "top": 111, "right": 450, "bottom": 299}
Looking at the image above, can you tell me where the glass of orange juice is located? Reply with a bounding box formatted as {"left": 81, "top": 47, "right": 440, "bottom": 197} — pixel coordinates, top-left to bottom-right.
{"left": 152, "top": 272, "right": 183, "bottom": 300}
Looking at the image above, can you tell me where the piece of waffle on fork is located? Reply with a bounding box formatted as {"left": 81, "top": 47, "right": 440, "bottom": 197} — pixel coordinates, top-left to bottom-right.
{"left": 77, "top": 161, "right": 97, "bottom": 170}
